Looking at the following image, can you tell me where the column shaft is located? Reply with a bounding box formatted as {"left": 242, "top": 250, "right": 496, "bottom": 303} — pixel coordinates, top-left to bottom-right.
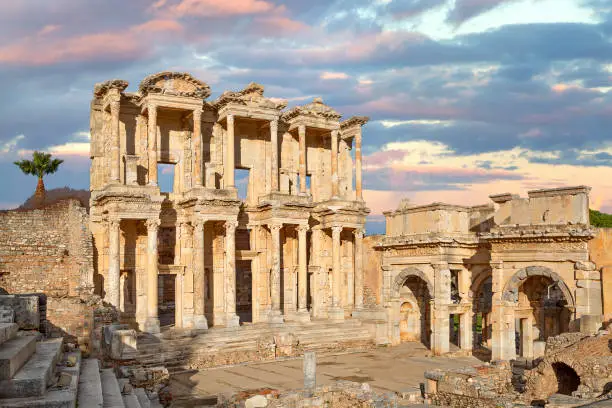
{"left": 107, "top": 219, "right": 121, "bottom": 308}
{"left": 193, "top": 109, "right": 203, "bottom": 187}
{"left": 145, "top": 219, "right": 160, "bottom": 333}
{"left": 110, "top": 100, "right": 121, "bottom": 183}
{"left": 269, "top": 223, "right": 283, "bottom": 323}
{"left": 297, "top": 225, "right": 308, "bottom": 312}
{"left": 270, "top": 119, "right": 279, "bottom": 191}
{"left": 354, "top": 229, "right": 364, "bottom": 310}
{"left": 225, "top": 221, "right": 239, "bottom": 327}
{"left": 193, "top": 221, "right": 208, "bottom": 329}
{"left": 147, "top": 104, "right": 158, "bottom": 186}
{"left": 355, "top": 127, "right": 363, "bottom": 200}
{"left": 299, "top": 125, "right": 307, "bottom": 194}
{"left": 225, "top": 114, "right": 235, "bottom": 188}
{"left": 330, "top": 225, "right": 344, "bottom": 320}
{"left": 331, "top": 130, "right": 339, "bottom": 198}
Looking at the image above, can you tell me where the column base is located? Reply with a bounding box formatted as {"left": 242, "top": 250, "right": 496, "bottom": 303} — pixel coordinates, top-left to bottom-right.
{"left": 144, "top": 317, "right": 160, "bottom": 334}
{"left": 225, "top": 314, "right": 240, "bottom": 328}
{"left": 292, "top": 310, "right": 311, "bottom": 323}
{"left": 268, "top": 310, "right": 284, "bottom": 324}
{"left": 328, "top": 307, "right": 345, "bottom": 321}
{"left": 193, "top": 315, "right": 209, "bottom": 330}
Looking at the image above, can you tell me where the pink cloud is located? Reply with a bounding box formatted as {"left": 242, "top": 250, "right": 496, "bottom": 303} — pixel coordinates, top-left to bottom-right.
{"left": 159, "top": 0, "right": 277, "bottom": 17}
{"left": 38, "top": 25, "right": 62, "bottom": 36}
{"left": 133, "top": 19, "right": 183, "bottom": 33}
{"left": 253, "top": 16, "right": 308, "bottom": 34}
{"left": 363, "top": 150, "right": 406, "bottom": 167}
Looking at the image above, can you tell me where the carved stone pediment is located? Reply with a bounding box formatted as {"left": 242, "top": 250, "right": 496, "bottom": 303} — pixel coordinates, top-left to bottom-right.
{"left": 138, "top": 72, "right": 211, "bottom": 99}
{"left": 283, "top": 97, "right": 342, "bottom": 121}
{"left": 213, "top": 82, "right": 287, "bottom": 110}
{"left": 93, "top": 79, "right": 129, "bottom": 98}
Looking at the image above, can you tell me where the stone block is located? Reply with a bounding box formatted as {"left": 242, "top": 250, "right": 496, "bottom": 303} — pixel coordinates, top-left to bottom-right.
{"left": 0, "top": 335, "right": 37, "bottom": 380}
{"left": 0, "top": 306, "right": 15, "bottom": 323}
{"left": 575, "top": 261, "right": 597, "bottom": 271}
{"left": 580, "top": 315, "right": 602, "bottom": 334}
{"left": 575, "top": 270, "right": 601, "bottom": 281}
{"left": 0, "top": 295, "right": 40, "bottom": 330}
{"left": 245, "top": 394, "right": 268, "bottom": 408}
{"left": 110, "top": 329, "right": 138, "bottom": 360}
{"left": 303, "top": 351, "right": 316, "bottom": 392}
{"left": 0, "top": 323, "right": 18, "bottom": 346}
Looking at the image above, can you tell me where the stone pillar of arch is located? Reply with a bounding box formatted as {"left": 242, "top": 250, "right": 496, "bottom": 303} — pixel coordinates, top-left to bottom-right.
{"left": 491, "top": 261, "right": 517, "bottom": 361}
{"left": 431, "top": 262, "right": 451, "bottom": 356}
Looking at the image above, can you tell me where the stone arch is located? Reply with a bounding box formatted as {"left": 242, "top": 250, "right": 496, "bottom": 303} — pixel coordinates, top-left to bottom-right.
{"left": 501, "top": 265, "right": 575, "bottom": 308}
{"left": 392, "top": 267, "right": 433, "bottom": 299}
{"left": 552, "top": 362, "right": 580, "bottom": 396}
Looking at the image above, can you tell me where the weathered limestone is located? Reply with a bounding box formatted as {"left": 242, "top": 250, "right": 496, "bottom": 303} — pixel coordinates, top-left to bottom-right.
{"left": 354, "top": 228, "right": 364, "bottom": 310}
{"left": 90, "top": 74, "right": 369, "bottom": 335}
{"left": 329, "top": 225, "right": 344, "bottom": 320}
{"left": 304, "top": 350, "right": 316, "bottom": 394}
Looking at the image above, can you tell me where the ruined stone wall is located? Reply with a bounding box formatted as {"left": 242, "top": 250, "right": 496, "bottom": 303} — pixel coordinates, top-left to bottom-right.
{"left": 363, "top": 235, "right": 383, "bottom": 306}
{"left": 0, "top": 199, "right": 93, "bottom": 296}
{"left": 0, "top": 200, "right": 97, "bottom": 349}
{"left": 589, "top": 228, "right": 612, "bottom": 320}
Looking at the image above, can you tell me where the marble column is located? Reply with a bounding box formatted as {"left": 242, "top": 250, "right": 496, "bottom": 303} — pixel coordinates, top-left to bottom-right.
{"left": 297, "top": 225, "right": 309, "bottom": 319}
{"left": 299, "top": 125, "right": 307, "bottom": 194}
{"left": 491, "top": 260, "right": 517, "bottom": 361}
{"left": 147, "top": 104, "right": 158, "bottom": 186}
{"left": 225, "top": 114, "right": 235, "bottom": 188}
{"left": 193, "top": 109, "right": 203, "bottom": 187}
{"left": 193, "top": 220, "right": 208, "bottom": 329}
{"left": 224, "top": 221, "right": 240, "bottom": 327}
{"left": 432, "top": 262, "right": 451, "bottom": 355}
{"left": 353, "top": 228, "right": 364, "bottom": 310}
{"left": 107, "top": 219, "right": 121, "bottom": 309}
{"left": 355, "top": 126, "right": 363, "bottom": 200}
{"left": 269, "top": 223, "right": 284, "bottom": 323}
{"left": 270, "top": 119, "right": 279, "bottom": 192}
{"left": 179, "top": 222, "right": 194, "bottom": 328}
{"left": 460, "top": 312, "right": 473, "bottom": 352}
{"left": 329, "top": 225, "right": 344, "bottom": 320}
{"left": 110, "top": 100, "right": 121, "bottom": 183}
{"left": 331, "top": 130, "right": 339, "bottom": 198}
{"left": 145, "top": 219, "right": 160, "bottom": 333}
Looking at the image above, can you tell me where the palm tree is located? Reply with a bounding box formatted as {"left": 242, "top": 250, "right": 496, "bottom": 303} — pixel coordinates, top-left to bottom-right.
{"left": 14, "top": 151, "right": 63, "bottom": 200}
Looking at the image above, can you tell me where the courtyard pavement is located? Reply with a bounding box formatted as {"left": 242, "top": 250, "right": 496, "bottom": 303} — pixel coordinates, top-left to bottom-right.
{"left": 170, "top": 342, "right": 480, "bottom": 399}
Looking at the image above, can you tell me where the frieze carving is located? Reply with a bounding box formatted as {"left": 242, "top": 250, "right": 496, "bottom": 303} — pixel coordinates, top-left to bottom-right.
{"left": 386, "top": 246, "right": 440, "bottom": 257}
{"left": 492, "top": 241, "right": 587, "bottom": 252}
{"left": 138, "top": 72, "right": 211, "bottom": 99}
{"left": 282, "top": 97, "right": 342, "bottom": 121}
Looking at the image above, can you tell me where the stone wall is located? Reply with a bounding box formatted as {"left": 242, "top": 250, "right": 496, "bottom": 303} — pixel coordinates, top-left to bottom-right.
{"left": 0, "top": 199, "right": 93, "bottom": 296}
{"left": 0, "top": 199, "right": 96, "bottom": 348}
{"left": 363, "top": 235, "right": 383, "bottom": 306}
{"left": 589, "top": 228, "right": 612, "bottom": 321}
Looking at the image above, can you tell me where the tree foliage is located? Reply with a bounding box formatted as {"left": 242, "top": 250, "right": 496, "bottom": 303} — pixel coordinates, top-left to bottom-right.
{"left": 590, "top": 209, "right": 612, "bottom": 228}
{"left": 14, "top": 151, "right": 63, "bottom": 179}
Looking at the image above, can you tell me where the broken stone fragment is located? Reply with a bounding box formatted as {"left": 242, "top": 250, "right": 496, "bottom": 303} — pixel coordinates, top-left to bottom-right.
{"left": 66, "top": 355, "right": 78, "bottom": 367}
{"left": 57, "top": 372, "right": 72, "bottom": 387}
{"left": 245, "top": 394, "right": 268, "bottom": 408}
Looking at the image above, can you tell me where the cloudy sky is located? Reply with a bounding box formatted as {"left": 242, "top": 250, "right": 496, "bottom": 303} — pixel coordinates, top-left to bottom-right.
{"left": 1, "top": 0, "right": 612, "bottom": 234}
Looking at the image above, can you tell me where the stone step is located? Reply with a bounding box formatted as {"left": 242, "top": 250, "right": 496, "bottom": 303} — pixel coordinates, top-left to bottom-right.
{"left": 134, "top": 388, "right": 151, "bottom": 408}
{"left": 0, "top": 338, "right": 63, "bottom": 399}
{"left": 0, "top": 335, "right": 37, "bottom": 381}
{"left": 0, "top": 323, "right": 18, "bottom": 346}
{"left": 78, "top": 358, "right": 104, "bottom": 408}
{"left": 100, "top": 369, "right": 125, "bottom": 408}
{"left": 122, "top": 392, "right": 142, "bottom": 408}
{"left": 0, "top": 349, "right": 81, "bottom": 408}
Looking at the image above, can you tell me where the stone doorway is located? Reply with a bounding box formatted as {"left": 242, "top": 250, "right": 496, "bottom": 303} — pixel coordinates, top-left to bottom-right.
{"left": 398, "top": 276, "right": 432, "bottom": 347}
{"left": 236, "top": 260, "right": 252, "bottom": 324}
{"left": 552, "top": 362, "right": 580, "bottom": 396}
{"left": 158, "top": 274, "right": 176, "bottom": 327}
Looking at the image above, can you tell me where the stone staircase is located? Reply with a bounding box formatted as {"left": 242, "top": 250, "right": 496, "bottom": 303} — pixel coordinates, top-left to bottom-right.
{"left": 0, "top": 322, "right": 80, "bottom": 407}
{"left": 136, "top": 319, "right": 376, "bottom": 373}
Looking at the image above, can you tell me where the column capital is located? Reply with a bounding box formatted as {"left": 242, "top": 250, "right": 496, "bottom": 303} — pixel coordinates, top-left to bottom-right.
{"left": 297, "top": 224, "right": 309, "bottom": 234}
{"left": 194, "top": 219, "right": 205, "bottom": 233}
{"left": 490, "top": 260, "right": 504, "bottom": 269}
{"left": 225, "top": 220, "right": 239, "bottom": 232}
{"left": 227, "top": 113, "right": 235, "bottom": 124}
{"left": 353, "top": 228, "right": 365, "bottom": 238}
{"left": 107, "top": 218, "right": 121, "bottom": 229}
{"left": 432, "top": 261, "right": 450, "bottom": 272}
{"left": 193, "top": 108, "right": 203, "bottom": 119}
{"left": 269, "top": 222, "right": 283, "bottom": 232}
{"left": 109, "top": 99, "right": 120, "bottom": 113}
{"left": 146, "top": 218, "right": 161, "bottom": 230}
{"left": 331, "top": 224, "right": 343, "bottom": 234}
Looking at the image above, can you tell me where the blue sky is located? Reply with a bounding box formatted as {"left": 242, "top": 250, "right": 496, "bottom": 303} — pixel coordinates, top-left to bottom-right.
{"left": 1, "top": 0, "right": 611, "bottom": 235}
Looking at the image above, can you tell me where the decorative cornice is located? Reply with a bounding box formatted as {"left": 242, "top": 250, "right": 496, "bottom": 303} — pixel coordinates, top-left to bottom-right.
{"left": 93, "top": 79, "right": 129, "bottom": 98}
{"left": 213, "top": 82, "right": 287, "bottom": 111}
{"left": 341, "top": 116, "right": 369, "bottom": 129}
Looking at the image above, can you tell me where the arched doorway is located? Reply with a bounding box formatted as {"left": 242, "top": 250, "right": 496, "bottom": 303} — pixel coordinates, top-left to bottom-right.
{"left": 472, "top": 273, "right": 492, "bottom": 359}
{"left": 502, "top": 266, "right": 574, "bottom": 358}
{"left": 552, "top": 362, "right": 580, "bottom": 396}
{"left": 397, "top": 274, "right": 432, "bottom": 347}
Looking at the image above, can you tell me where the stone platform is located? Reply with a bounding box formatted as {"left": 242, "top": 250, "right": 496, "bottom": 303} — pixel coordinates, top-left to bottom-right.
{"left": 136, "top": 319, "right": 377, "bottom": 373}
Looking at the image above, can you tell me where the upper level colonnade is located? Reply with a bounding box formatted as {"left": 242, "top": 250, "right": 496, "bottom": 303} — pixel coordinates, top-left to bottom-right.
{"left": 90, "top": 72, "right": 368, "bottom": 205}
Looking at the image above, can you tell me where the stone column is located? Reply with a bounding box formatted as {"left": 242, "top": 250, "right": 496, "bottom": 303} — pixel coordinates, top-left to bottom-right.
{"left": 355, "top": 126, "right": 363, "bottom": 200}
{"left": 107, "top": 219, "right": 121, "bottom": 309}
{"left": 520, "top": 317, "right": 534, "bottom": 359}
{"left": 459, "top": 312, "right": 473, "bottom": 352}
{"left": 224, "top": 221, "right": 240, "bottom": 327}
{"left": 179, "top": 222, "right": 194, "bottom": 328}
{"left": 225, "top": 114, "right": 235, "bottom": 188}
{"left": 299, "top": 125, "right": 307, "bottom": 194}
{"left": 110, "top": 100, "right": 121, "bottom": 183}
{"left": 491, "top": 261, "right": 516, "bottom": 361}
{"left": 147, "top": 104, "right": 158, "bottom": 186}
{"left": 331, "top": 130, "right": 339, "bottom": 198}
{"left": 432, "top": 262, "right": 450, "bottom": 355}
{"left": 193, "top": 220, "right": 208, "bottom": 329}
{"left": 329, "top": 225, "right": 344, "bottom": 320}
{"left": 145, "top": 219, "right": 160, "bottom": 333}
{"left": 193, "top": 108, "right": 203, "bottom": 187}
{"left": 175, "top": 271, "right": 183, "bottom": 329}
{"left": 353, "top": 228, "right": 364, "bottom": 311}
{"left": 270, "top": 119, "right": 279, "bottom": 192}
{"left": 269, "top": 223, "right": 284, "bottom": 323}
{"left": 297, "top": 225, "right": 310, "bottom": 320}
